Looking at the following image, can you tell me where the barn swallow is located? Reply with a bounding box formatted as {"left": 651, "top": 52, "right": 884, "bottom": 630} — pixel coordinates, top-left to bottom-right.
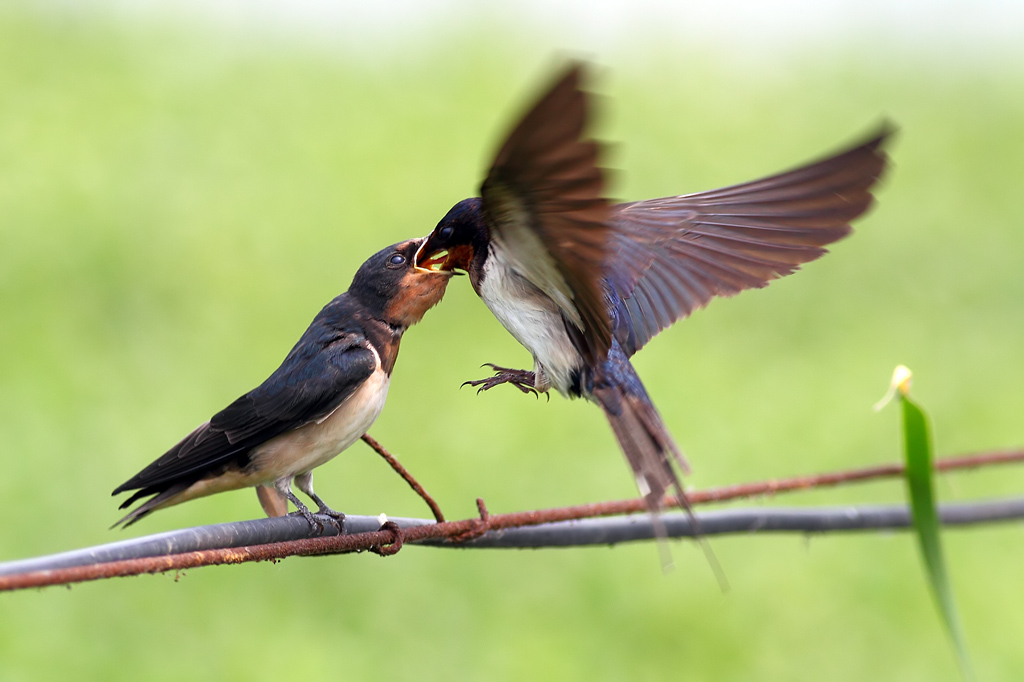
{"left": 415, "top": 64, "right": 890, "bottom": 515}
{"left": 113, "top": 238, "right": 454, "bottom": 529}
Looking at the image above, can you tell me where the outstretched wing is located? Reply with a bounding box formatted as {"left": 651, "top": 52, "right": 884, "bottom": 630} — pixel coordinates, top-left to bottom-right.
{"left": 113, "top": 329, "right": 377, "bottom": 495}
{"left": 480, "top": 62, "right": 613, "bottom": 363}
{"left": 607, "top": 126, "right": 892, "bottom": 356}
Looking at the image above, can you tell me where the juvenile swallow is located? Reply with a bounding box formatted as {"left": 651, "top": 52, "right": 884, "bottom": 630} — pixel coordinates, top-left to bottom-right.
{"left": 113, "top": 238, "right": 454, "bottom": 528}
{"left": 415, "top": 64, "right": 890, "bottom": 514}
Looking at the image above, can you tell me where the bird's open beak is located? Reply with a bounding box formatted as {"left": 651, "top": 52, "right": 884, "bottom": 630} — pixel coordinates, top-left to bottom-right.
{"left": 414, "top": 237, "right": 471, "bottom": 275}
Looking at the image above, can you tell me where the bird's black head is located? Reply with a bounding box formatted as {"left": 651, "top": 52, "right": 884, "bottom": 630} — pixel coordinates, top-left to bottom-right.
{"left": 350, "top": 238, "right": 454, "bottom": 329}
{"left": 414, "top": 198, "right": 489, "bottom": 276}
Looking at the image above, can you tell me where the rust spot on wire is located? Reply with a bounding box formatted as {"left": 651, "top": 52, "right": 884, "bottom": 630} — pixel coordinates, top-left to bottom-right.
{"left": 370, "top": 521, "right": 404, "bottom": 556}
{"left": 450, "top": 497, "right": 493, "bottom": 544}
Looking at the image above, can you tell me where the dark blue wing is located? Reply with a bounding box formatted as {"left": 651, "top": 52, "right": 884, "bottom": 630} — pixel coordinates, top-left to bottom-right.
{"left": 607, "top": 127, "right": 891, "bottom": 356}
{"left": 113, "top": 328, "right": 376, "bottom": 493}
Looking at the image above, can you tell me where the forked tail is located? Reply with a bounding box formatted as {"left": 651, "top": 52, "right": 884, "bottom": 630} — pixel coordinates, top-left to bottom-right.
{"left": 590, "top": 343, "right": 690, "bottom": 515}
{"left": 591, "top": 346, "right": 727, "bottom": 582}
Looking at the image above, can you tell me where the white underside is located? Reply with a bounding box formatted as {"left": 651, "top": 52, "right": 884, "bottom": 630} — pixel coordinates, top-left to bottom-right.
{"left": 479, "top": 247, "right": 583, "bottom": 396}
{"left": 249, "top": 366, "right": 390, "bottom": 481}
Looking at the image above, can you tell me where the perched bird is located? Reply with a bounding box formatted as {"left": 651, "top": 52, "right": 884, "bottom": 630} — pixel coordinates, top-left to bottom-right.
{"left": 415, "top": 64, "right": 890, "bottom": 515}
{"left": 113, "top": 238, "right": 455, "bottom": 528}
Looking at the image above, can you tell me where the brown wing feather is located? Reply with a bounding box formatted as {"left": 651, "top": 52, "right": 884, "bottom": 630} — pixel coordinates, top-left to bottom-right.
{"left": 480, "top": 63, "right": 613, "bottom": 362}
{"left": 608, "top": 125, "right": 893, "bottom": 355}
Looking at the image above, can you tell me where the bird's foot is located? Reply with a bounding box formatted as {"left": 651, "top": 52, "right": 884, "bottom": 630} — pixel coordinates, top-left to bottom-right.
{"left": 285, "top": 492, "right": 325, "bottom": 534}
{"left": 288, "top": 507, "right": 324, "bottom": 535}
{"left": 290, "top": 508, "right": 344, "bottom": 534}
{"left": 462, "top": 364, "right": 541, "bottom": 397}
{"left": 311, "top": 497, "right": 346, "bottom": 533}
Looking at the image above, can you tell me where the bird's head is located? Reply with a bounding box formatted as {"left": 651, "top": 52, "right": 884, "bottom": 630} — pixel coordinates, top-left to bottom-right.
{"left": 414, "top": 198, "right": 489, "bottom": 276}
{"left": 351, "top": 238, "right": 455, "bottom": 328}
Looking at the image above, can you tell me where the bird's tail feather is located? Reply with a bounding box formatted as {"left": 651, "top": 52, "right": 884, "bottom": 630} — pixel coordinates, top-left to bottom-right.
{"left": 592, "top": 350, "right": 727, "bottom": 583}
{"left": 111, "top": 482, "right": 190, "bottom": 529}
{"left": 591, "top": 375, "right": 688, "bottom": 514}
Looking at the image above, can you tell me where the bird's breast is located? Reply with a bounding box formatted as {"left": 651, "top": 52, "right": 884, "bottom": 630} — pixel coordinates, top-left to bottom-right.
{"left": 479, "top": 251, "right": 583, "bottom": 396}
{"left": 249, "top": 367, "right": 391, "bottom": 480}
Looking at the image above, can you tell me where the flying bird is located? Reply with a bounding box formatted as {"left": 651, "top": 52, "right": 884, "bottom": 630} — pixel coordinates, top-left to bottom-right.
{"left": 415, "top": 64, "right": 891, "bottom": 514}
{"left": 113, "top": 238, "right": 455, "bottom": 528}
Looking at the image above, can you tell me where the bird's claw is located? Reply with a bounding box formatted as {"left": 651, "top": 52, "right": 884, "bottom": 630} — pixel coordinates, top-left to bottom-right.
{"left": 289, "top": 507, "right": 325, "bottom": 535}
{"left": 462, "top": 365, "right": 540, "bottom": 397}
{"left": 316, "top": 506, "right": 346, "bottom": 533}
{"left": 297, "top": 491, "right": 346, "bottom": 533}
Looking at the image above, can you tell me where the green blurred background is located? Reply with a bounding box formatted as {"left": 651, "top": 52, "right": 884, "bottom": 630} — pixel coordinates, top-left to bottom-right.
{"left": 1, "top": 2, "right": 1022, "bottom": 680}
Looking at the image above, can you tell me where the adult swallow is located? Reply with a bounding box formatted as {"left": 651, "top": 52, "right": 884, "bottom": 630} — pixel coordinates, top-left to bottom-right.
{"left": 113, "top": 238, "right": 454, "bottom": 529}
{"left": 415, "top": 64, "right": 890, "bottom": 514}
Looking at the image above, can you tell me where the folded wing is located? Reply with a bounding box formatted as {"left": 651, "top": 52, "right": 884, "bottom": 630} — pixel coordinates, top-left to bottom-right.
{"left": 113, "top": 330, "right": 376, "bottom": 499}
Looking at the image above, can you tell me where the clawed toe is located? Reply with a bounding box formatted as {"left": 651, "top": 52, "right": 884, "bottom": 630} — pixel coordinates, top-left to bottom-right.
{"left": 481, "top": 363, "right": 515, "bottom": 373}
{"left": 317, "top": 506, "right": 346, "bottom": 532}
{"left": 461, "top": 365, "right": 539, "bottom": 396}
{"left": 289, "top": 508, "right": 324, "bottom": 535}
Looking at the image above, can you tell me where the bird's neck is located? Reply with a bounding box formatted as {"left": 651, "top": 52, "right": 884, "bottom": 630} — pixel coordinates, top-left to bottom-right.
{"left": 466, "top": 238, "right": 492, "bottom": 295}
{"left": 362, "top": 316, "right": 403, "bottom": 376}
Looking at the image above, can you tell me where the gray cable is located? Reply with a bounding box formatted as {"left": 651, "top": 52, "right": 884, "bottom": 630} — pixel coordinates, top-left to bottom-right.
{"left": 2, "top": 498, "right": 1022, "bottom": 576}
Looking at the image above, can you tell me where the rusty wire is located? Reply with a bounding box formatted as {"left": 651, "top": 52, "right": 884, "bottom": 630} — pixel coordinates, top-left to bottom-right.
{"left": 361, "top": 433, "right": 445, "bottom": 522}
{"left": 0, "top": 448, "right": 1021, "bottom": 593}
{"left": 684, "top": 448, "right": 1024, "bottom": 505}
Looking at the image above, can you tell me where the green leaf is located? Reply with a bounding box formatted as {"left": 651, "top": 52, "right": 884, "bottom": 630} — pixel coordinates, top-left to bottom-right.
{"left": 900, "top": 392, "right": 974, "bottom": 681}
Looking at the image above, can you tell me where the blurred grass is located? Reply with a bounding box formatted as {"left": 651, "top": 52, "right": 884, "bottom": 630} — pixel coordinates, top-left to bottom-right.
{"left": 1, "top": 7, "right": 1023, "bottom": 682}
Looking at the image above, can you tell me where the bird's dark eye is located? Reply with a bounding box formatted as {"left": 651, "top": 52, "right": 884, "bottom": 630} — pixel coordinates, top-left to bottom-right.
{"left": 439, "top": 225, "right": 454, "bottom": 240}
{"left": 388, "top": 254, "right": 406, "bottom": 267}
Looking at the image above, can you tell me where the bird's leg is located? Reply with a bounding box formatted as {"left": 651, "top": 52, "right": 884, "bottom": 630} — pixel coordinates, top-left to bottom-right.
{"left": 294, "top": 471, "right": 346, "bottom": 531}
{"left": 462, "top": 363, "right": 540, "bottom": 396}
{"left": 275, "top": 477, "right": 323, "bottom": 534}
